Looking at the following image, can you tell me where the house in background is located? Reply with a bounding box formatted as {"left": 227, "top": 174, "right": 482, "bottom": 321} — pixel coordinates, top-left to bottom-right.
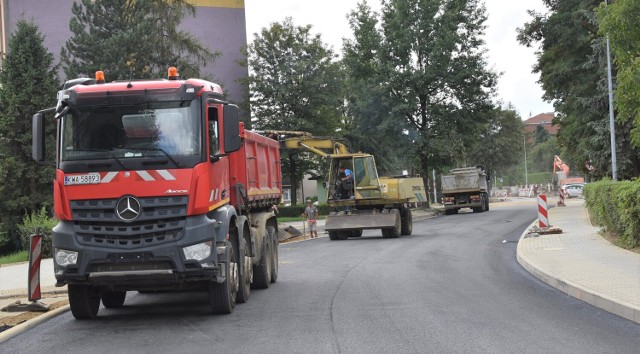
{"left": 281, "top": 174, "right": 321, "bottom": 205}
{"left": 524, "top": 112, "right": 558, "bottom": 138}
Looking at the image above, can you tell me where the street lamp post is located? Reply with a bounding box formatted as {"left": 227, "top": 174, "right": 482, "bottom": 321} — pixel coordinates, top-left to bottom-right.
{"left": 524, "top": 134, "right": 528, "bottom": 188}
{"left": 604, "top": 0, "right": 617, "bottom": 180}
{"left": 605, "top": 34, "right": 617, "bottom": 180}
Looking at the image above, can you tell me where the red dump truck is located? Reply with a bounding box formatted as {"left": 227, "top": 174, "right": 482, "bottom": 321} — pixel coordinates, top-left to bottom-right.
{"left": 32, "top": 68, "right": 281, "bottom": 318}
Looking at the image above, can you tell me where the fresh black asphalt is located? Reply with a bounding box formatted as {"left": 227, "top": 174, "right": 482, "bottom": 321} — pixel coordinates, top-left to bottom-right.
{"left": 2, "top": 204, "right": 639, "bottom": 353}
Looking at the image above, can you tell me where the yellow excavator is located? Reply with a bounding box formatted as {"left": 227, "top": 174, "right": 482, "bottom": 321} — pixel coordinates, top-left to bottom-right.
{"left": 261, "top": 131, "right": 427, "bottom": 240}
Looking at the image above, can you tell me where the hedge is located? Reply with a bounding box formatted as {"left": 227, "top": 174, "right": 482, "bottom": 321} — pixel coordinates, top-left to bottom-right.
{"left": 583, "top": 179, "right": 640, "bottom": 248}
{"left": 276, "top": 204, "right": 335, "bottom": 217}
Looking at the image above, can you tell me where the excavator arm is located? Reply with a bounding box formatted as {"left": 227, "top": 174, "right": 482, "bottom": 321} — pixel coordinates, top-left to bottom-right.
{"left": 259, "top": 130, "right": 350, "bottom": 157}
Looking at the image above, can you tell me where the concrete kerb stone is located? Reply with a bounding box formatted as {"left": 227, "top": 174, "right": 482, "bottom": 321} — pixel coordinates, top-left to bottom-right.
{"left": 516, "top": 220, "right": 640, "bottom": 325}
{"left": 0, "top": 304, "right": 70, "bottom": 343}
{"left": 0, "top": 285, "right": 67, "bottom": 300}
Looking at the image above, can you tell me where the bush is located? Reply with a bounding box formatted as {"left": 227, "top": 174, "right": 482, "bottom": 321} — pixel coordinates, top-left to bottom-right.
{"left": 18, "top": 208, "right": 57, "bottom": 258}
{"left": 584, "top": 179, "right": 640, "bottom": 248}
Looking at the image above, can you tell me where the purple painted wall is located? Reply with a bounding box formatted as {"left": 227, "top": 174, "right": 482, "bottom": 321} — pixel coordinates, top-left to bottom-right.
{"left": 1, "top": 0, "right": 247, "bottom": 104}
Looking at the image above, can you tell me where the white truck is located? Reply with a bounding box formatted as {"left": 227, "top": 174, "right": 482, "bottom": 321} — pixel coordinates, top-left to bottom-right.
{"left": 441, "top": 167, "right": 489, "bottom": 215}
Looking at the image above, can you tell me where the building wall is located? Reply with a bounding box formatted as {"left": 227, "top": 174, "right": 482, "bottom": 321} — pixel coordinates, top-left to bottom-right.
{"left": 0, "top": 0, "right": 247, "bottom": 104}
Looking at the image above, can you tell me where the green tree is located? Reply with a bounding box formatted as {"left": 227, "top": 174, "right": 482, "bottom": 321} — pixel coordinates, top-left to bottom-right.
{"left": 0, "top": 21, "right": 59, "bottom": 253}
{"left": 518, "top": 0, "right": 640, "bottom": 179}
{"left": 533, "top": 124, "right": 551, "bottom": 144}
{"left": 466, "top": 106, "right": 525, "bottom": 181}
{"left": 61, "top": 0, "right": 217, "bottom": 80}
{"left": 378, "top": 0, "right": 498, "bottom": 187}
{"left": 598, "top": 0, "right": 640, "bottom": 148}
{"left": 243, "top": 18, "right": 344, "bottom": 205}
{"left": 342, "top": 1, "right": 416, "bottom": 175}
{"left": 529, "top": 135, "right": 560, "bottom": 173}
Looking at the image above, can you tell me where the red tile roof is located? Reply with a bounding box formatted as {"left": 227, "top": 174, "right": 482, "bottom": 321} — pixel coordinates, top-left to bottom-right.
{"left": 524, "top": 112, "right": 558, "bottom": 135}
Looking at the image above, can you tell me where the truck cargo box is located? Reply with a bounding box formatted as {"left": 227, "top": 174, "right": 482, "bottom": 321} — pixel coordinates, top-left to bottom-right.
{"left": 230, "top": 128, "right": 282, "bottom": 209}
{"left": 441, "top": 167, "right": 488, "bottom": 194}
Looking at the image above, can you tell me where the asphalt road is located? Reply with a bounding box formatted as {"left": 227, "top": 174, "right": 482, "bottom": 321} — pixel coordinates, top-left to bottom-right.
{"left": 3, "top": 204, "right": 640, "bottom": 353}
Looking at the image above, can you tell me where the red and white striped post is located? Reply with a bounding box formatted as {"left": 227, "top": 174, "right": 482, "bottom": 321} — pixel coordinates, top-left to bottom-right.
{"left": 558, "top": 188, "right": 566, "bottom": 207}
{"left": 537, "top": 194, "right": 549, "bottom": 228}
{"left": 28, "top": 234, "right": 43, "bottom": 302}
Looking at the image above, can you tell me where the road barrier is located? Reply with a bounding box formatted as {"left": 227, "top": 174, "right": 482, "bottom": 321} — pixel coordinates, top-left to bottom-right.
{"left": 28, "top": 234, "right": 43, "bottom": 302}
{"left": 557, "top": 188, "right": 566, "bottom": 207}
{"left": 538, "top": 194, "right": 549, "bottom": 228}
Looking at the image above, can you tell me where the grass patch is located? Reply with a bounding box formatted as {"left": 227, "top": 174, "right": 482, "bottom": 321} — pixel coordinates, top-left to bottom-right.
{"left": 0, "top": 250, "right": 29, "bottom": 265}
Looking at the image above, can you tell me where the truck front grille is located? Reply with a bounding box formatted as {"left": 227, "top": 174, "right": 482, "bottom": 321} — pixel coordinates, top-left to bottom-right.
{"left": 71, "top": 196, "right": 188, "bottom": 249}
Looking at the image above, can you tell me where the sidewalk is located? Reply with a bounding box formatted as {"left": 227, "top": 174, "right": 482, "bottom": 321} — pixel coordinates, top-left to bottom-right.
{"left": 517, "top": 198, "right": 640, "bottom": 324}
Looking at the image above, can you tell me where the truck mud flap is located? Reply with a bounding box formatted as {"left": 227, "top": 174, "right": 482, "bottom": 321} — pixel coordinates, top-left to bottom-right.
{"left": 325, "top": 213, "right": 397, "bottom": 231}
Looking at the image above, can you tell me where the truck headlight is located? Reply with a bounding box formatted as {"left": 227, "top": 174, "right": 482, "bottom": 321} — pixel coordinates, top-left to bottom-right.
{"left": 183, "top": 241, "right": 212, "bottom": 261}
{"left": 55, "top": 249, "right": 78, "bottom": 267}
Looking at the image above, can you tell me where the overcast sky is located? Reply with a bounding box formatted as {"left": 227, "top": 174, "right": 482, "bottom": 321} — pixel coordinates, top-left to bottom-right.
{"left": 244, "top": 0, "right": 554, "bottom": 119}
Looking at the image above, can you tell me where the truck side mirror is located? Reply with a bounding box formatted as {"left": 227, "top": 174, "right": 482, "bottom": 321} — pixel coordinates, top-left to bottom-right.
{"left": 32, "top": 113, "right": 45, "bottom": 162}
{"left": 223, "top": 105, "right": 241, "bottom": 153}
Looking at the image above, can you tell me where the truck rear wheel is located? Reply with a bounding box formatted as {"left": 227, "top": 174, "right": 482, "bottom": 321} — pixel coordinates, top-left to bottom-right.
{"left": 350, "top": 229, "right": 363, "bottom": 237}
{"left": 268, "top": 226, "right": 278, "bottom": 283}
{"left": 400, "top": 208, "right": 413, "bottom": 236}
{"left": 252, "top": 236, "right": 272, "bottom": 289}
{"left": 382, "top": 209, "right": 401, "bottom": 238}
{"left": 101, "top": 291, "right": 126, "bottom": 309}
{"left": 210, "top": 241, "right": 238, "bottom": 314}
{"left": 68, "top": 284, "right": 100, "bottom": 319}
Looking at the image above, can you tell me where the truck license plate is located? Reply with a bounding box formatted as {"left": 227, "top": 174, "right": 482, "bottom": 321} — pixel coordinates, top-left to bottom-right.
{"left": 64, "top": 173, "right": 101, "bottom": 185}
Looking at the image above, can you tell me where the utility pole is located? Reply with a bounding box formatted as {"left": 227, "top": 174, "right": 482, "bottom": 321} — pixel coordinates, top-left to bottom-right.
{"left": 524, "top": 134, "right": 528, "bottom": 188}
{"left": 432, "top": 169, "right": 437, "bottom": 204}
{"left": 605, "top": 0, "right": 618, "bottom": 180}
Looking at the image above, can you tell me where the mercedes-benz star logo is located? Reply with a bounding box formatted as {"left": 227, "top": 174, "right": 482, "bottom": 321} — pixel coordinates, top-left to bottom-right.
{"left": 115, "top": 196, "right": 141, "bottom": 222}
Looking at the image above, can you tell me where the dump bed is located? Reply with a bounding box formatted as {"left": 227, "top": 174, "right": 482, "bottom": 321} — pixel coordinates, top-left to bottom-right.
{"left": 441, "top": 167, "right": 487, "bottom": 194}
{"left": 229, "top": 129, "right": 282, "bottom": 209}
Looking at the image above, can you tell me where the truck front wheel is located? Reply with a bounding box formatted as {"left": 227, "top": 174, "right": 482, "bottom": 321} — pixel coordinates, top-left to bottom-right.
{"left": 210, "top": 241, "right": 238, "bottom": 314}
{"left": 68, "top": 284, "right": 100, "bottom": 319}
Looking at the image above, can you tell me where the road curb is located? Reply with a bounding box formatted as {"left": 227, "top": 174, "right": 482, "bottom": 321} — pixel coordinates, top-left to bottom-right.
{"left": 516, "top": 220, "right": 640, "bottom": 325}
{"left": 0, "top": 304, "right": 70, "bottom": 344}
{"left": 0, "top": 287, "right": 67, "bottom": 300}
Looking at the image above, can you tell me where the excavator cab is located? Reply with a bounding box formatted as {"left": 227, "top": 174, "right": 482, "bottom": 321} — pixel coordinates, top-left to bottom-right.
{"left": 328, "top": 155, "right": 382, "bottom": 202}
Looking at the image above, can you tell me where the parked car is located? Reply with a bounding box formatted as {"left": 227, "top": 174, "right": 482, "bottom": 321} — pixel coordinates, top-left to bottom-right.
{"left": 562, "top": 183, "right": 585, "bottom": 198}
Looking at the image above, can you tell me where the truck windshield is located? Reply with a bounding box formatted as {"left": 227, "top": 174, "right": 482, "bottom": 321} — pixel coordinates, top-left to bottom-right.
{"left": 60, "top": 101, "right": 201, "bottom": 164}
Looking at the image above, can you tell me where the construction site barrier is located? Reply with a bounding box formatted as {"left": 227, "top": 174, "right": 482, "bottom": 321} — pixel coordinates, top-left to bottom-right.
{"left": 28, "top": 234, "right": 43, "bottom": 302}
{"left": 538, "top": 194, "right": 549, "bottom": 228}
